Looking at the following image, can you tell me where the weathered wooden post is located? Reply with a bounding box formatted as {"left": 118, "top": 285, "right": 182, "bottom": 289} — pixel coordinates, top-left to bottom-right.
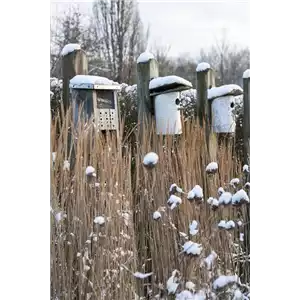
{"left": 196, "top": 62, "right": 214, "bottom": 127}
{"left": 136, "top": 52, "right": 159, "bottom": 138}
{"left": 62, "top": 44, "right": 88, "bottom": 113}
{"left": 196, "top": 63, "right": 216, "bottom": 155}
{"left": 243, "top": 69, "right": 250, "bottom": 165}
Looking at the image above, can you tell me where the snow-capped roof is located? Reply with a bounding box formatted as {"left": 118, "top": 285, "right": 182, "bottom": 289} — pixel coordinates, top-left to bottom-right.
{"left": 69, "top": 75, "right": 120, "bottom": 90}
{"left": 208, "top": 84, "right": 243, "bottom": 101}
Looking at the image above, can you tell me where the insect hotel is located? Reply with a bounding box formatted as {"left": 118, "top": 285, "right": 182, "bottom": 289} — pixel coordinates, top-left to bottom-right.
{"left": 69, "top": 75, "right": 121, "bottom": 134}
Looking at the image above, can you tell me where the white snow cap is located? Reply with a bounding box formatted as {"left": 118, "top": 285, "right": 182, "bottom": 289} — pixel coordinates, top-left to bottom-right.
{"left": 244, "top": 182, "right": 250, "bottom": 189}
{"left": 94, "top": 216, "right": 105, "bottom": 225}
{"left": 61, "top": 43, "right": 81, "bottom": 56}
{"left": 218, "top": 220, "right": 227, "bottom": 229}
{"left": 133, "top": 272, "right": 153, "bottom": 279}
{"left": 230, "top": 178, "right": 240, "bottom": 186}
{"left": 212, "top": 275, "right": 238, "bottom": 290}
{"left": 70, "top": 75, "right": 114, "bottom": 88}
{"left": 196, "top": 62, "right": 211, "bottom": 72}
{"left": 55, "top": 211, "right": 67, "bottom": 223}
{"left": 242, "top": 164, "right": 249, "bottom": 173}
{"left": 167, "top": 195, "right": 182, "bottom": 210}
{"left": 208, "top": 84, "right": 243, "bottom": 100}
{"left": 63, "top": 160, "right": 70, "bottom": 171}
{"left": 86, "top": 166, "right": 96, "bottom": 177}
{"left": 188, "top": 185, "right": 203, "bottom": 199}
{"left": 207, "top": 197, "right": 214, "bottom": 205}
{"left": 185, "top": 281, "right": 196, "bottom": 291}
{"left": 206, "top": 161, "right": 218, "bottom": 173}
{"left": 153, "top": 211, "right": 162, "bottom": 220}
{"left": 187, "top": 190, "right": 195, "bottom": 200}
{"left": 176, "top": 290, "right": 193, "bottom": 300}
{"left": 232, "top": 189, "right": 250, "bottom": 205}
{"left": 218, "top": 187, "right": 225, "bottom": 196}
{"left": 167, "top": 270, "right": 180, "bottom": 294}
{"left": 240, "top": 233, "right": 244, "bottom": 242}
{"left": 218, "top": 192, "right": 232, "bottom": 205}
{"left": 143, "top": 152, "right": 159, "bottom": 167}
{"left": 237, "top": 220, "right": 243, "bottom": 227}
{"left": 233, "top": 289, "right": 243, "bottom": 300}
{"left": 149, "top": 75, "right": 192, "bottom": 90}
{"left": 137, "top": 51, "right": 155, "bottom": 63}
{"left": 204, "top": 251, "right": 218, "bottom": 270}
{"left": 208, "top": 197, "right": 219, "bottom": 208}
{"left": 243, "top": 69, "right": 250, "bottom": 79}
{"left": 225, "top": 220, "right": 235, "bottom": 229}
{"left": 189, "top": 220, "right": 199, "bottom": 236}
{"left": 169, "top": 183, "right": 183, "bottom": 193}
{"left": 182, "top": 241, "right": 202, "bottom": 255}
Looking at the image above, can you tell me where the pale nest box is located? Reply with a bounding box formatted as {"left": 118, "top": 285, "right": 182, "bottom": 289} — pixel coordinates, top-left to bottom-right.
{"left": 208, "top": 84, "right": 243, "bottom": 133}
{"left": 69, "top": 75, "right": 121, "bottom": 132}
{"left": 149, "top": 75, "right": 193, "bottom": 135}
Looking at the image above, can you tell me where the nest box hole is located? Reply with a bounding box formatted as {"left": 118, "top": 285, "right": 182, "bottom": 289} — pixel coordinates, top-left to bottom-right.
{"left": 230, "top": 102, "right": 235, "bottom": 108}
{"left": 175, "top": 98, "right": 180, "bottom": 105}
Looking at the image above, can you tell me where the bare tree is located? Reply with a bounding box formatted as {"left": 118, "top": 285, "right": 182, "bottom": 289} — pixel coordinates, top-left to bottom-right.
{"left": 150, "top": 43, "right": 172, "bottom": 76}
{"left": 92, "top": 0, "right": 149, "bottom": 83}
{"left": 198, "top": 33, "right": 250, "bottom": 86}
{"left": 50, "top": 5, "right": 95, "bottom": 77}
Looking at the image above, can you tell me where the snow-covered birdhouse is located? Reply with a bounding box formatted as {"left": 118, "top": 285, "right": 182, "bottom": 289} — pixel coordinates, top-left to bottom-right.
{"left": 69, "top": 75, "right": 120, "bottom": 131}
{"left": 208, "top": 84, "right": 243, "bottom": 133}
{"left": 149, "top": 75, "right": 192, "bottom": 135}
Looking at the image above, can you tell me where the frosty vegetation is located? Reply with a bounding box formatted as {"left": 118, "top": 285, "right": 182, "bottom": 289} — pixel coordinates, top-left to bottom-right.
{"left": 51, "top": 120, "right": 250, "bottom": 299}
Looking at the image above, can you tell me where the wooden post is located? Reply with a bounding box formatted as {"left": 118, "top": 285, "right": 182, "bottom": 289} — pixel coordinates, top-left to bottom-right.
{"left": 62, "top": 48, "right": 88, "bottom": 113}
{"left": 48, "top": 47, "right": 52, "bottom": 298}
{"left": 137, "top": 53, "right": 159, "bottom": 138}
{"left": 196, "top": 64, "right": 215, "bottom": 124}
{"left": 243, "top": 69, "right": 250, "bottom": 165}
{"left": 196, "top": 63, "right": 215, "bottom": 153}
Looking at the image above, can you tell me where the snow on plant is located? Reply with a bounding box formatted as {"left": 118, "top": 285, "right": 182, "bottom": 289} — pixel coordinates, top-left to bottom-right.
{"left": 143, "top": 152, "right": 159, "bottom": 168}
{"left": 187, "top": 185, "right": 203, "bottom": 202}
{"left": 63, "top": 160, "right": 70, "bottom": 171}
{"left": 239, "top": 233, "right": 244, "bottom": 242}
{"left": 185, "top": 281, "right": 196, "bottom": 292}
{"left": 242, "top": 164, "right": 249, "bottom": 173}
{"left": 167, "top": 270, "right": 180, "bottom": 294}
{"left": 218, "top": 220, "right": 235, "bottom": 230}
{"left": 230, "top": 178, "right": 240, "bottom": 186}
{"left": 206, "top": 161, "right": 218, "bottom": 174}
{"left": 218, "top": 192, "right": 232, "bottom": 205}
{"left": 232, "top": 189, "right": 250, "bottom": 206}
{"left": 167, "top": 194, "right": 182, "bottom": 210}
{"left": 244, "top": 182, "right": 250, "bottom": 189}
{"left": 207, "top": 197, "right": 219, "bottom": 210}
{"left": 169, "top": 183, "right": 184, "bottom": 194}
{"left": 153, "top": 211, "right": 162, "bottom": 220}
{"left": 55, "top": 211, "right": 67, "bottom": 223}
{"left": 218, "top": 187, "right": 225, "bottom": 196}
{"left": 212, "top": 275, "right": 239, "bottom": 290}
{"left": 133, "top": 271, "right": 153, "bottom": 279}
{"left": 86, "top": 166, "right": 96, "bottom": 177}
{"left": 204, "top": 251, "right": 218, "bottom": 270}
{"left": 94, "top": 216, "right": 105, "bottom": 225}
{"left": 182, "top": 241, "right": 203, "bottom": 255}
{"left": 189, "top": 220, "right": 199, "bottom": 236}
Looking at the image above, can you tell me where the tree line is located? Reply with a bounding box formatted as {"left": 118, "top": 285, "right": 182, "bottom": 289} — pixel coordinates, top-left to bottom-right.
{"left": 50, "top": 0, "right": 249, "bottom": 87}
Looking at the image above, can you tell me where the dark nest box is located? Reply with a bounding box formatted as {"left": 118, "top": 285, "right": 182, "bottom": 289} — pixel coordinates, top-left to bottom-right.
{"left": 149, "top": 75, "right": 192, "bottom": 135}
{"left": 69, "top": 75, "right": 121, "bottom": 132}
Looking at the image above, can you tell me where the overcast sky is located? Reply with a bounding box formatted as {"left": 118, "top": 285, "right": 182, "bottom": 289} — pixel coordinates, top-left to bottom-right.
{"left": 51, "top": 0, "right": 249, "bottom": 57}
